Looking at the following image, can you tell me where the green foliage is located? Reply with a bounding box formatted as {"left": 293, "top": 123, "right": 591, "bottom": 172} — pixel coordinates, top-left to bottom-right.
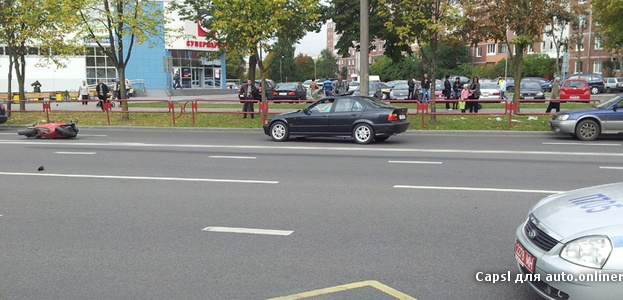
{"left": 294, "top": 54, "right": 315, "bottom": 81}
{"left": 171, "top": 0, "right": 324, "bottom": 95}
{"left": 316, "top": 49, "right": 339, "bottom": 78}
{"left": 370, "top": 56, "right": 419, "bottom": 81}
{"left": 593, "top": 0, "right": 623, "bottom": 51}
{"left": 472, "top": 64, "right": 497, "bottom": 80}
{"left": 523, "top": 53, "right": 556, "bottom": 77}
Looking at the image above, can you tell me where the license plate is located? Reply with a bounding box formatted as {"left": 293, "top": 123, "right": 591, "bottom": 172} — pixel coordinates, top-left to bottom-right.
{"left": 515, "top": 240, "right": 536, "bottom": 274}
{"left": 399, "top": 115, "right": 406, "bottom": 120}
{"left": 279, "top": 92, "right": 287, "bottom": 96}
{"left": 570, "top": 96, "right": 579, "bottom": 99}
{"left": 525, "top": 97, "right": 534, "bottom": 99}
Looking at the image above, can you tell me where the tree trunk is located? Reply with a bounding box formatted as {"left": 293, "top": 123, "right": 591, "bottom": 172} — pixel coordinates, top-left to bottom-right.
{"left": 6, "top": 53, "right": 13, "bottom": 118}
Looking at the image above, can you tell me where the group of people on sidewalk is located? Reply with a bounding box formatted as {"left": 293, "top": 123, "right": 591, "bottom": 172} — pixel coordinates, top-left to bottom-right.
{"left": 440, "top": 75, "right": 482, "bottom": 113}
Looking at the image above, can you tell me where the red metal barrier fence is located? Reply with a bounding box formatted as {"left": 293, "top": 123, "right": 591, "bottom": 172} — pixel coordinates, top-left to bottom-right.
{"left": 1, "top": 97, "right": 600, "bottom": 128}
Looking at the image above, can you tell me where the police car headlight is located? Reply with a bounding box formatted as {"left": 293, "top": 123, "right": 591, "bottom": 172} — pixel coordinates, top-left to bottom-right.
{"left": 560, "top": 236, "right": 612, "bottom": 269}
{"left": 557, "top": 114, "right": 570, "bottom": 121}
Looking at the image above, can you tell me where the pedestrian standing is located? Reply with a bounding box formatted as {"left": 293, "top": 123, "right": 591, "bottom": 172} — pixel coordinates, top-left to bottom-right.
{"left": 498, "top": 77, "right": 508, "bottom": 101}
{"left": 407, "top": 77, "right": 416, "bottom": 100}
{"left": 460, "top": 84, "right": 469, "bottom": 113}
{"left": 173, "top": 70, "right": 182, "bottom": 89}
{"left": 332, "top": 75, "right": 349, "bottom": 95}
{"left": 240, "top": 79, "right": 258, "bottom": 119}
{"left": 444, "top": 75, "right": 453, "bottom": 110}
{"left": 322, "top": 76, "right": 333, "bottom": 96}
{"left": 468, "top": 76, "right": 481, "bottom": 113}
{"left": 420, "top": 74, "right": 431, "bottom": 103}
{"left": 125, "top": 78, "right": 132, "bottom": 99}
{"left": 452, "top": 77, "right": 462, "bottom": 110}
{"left": 78, "top": 80, "right": 90, "bottom": 105}
{"left": 546, "top": 78, "right": 561, "bottom": 113}
{"left": 96, "top": 79, "right": 109, "bottom": 111}
{"left": 310, "top": 78, "right": 320, "bottom": 99}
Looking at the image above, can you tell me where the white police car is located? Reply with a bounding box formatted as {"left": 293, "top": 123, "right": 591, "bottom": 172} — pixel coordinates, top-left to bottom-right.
{"left": 515, "top": 183, "right": 623, "bottom": 299}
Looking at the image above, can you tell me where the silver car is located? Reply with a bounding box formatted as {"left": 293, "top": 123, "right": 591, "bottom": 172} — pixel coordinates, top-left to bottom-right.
{"left": 515, "top": 182, "right": 623, "bottom": 300}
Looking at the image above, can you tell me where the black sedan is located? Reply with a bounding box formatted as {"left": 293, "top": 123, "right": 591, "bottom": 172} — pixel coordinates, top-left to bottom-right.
{"left": 0, "top": 103, "right": 7, "bottom": 124}
{"left": 263, "top": 96, "right": 409, "bottom": 144}
{"left": 272, "top": 82, "right": 307, "bottom": 101}
{"left": 518, "top": 80, "right": 545, "bottom": 100}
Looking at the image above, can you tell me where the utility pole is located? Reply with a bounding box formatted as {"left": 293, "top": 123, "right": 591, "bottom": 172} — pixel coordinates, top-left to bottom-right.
{"left": 360, "top": 0, "right": 369, "bottom": 96}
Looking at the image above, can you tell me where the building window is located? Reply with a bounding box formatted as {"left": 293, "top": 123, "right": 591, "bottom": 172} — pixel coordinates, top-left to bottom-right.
{"left": 575, "top": 61, "right": 582, "bottom": 73}
{"left": 486, "top": 44, "right": 496, "bottom": 55}
{"left": 476, "top": 47, "right": 482, "bottom": 57}
{"left": 498, "top": 43, "right": 507, "bottom": 54}
{"left": 575, "top": 42, "right": 585, "bottom": 51}
{"left": 85, "top": 46, "right": 117, "bottom": 86}
{"left": 593, "top": 61, "right": 602, "bottom": 73}
{"left": 578, "top": 0, "right": 586, "bottom": 3}
{"left": 594, "top": 37, "right": 603, "bottom": 50}
{"left": 527, "top": 44, "right": 534, "bottom": 53}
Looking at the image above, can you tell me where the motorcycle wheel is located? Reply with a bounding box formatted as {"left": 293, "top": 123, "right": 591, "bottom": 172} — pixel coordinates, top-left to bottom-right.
{"left": 17, "top": 128, "right": 38, "bottom": 138}
{"left": 55, "top": 126, "right": 78, "bottom": 138}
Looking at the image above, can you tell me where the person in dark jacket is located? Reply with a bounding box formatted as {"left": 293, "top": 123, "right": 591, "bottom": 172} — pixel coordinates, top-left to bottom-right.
{"left": 452, "top": 77, "right": 462, "bottom": 110}
{"left": 96, "top": 79, "right": 109, "bottom": 111}
{"left": 420, "top": 73, "right": 431, "bottom": 102}
{"left": 467, "top": 76, "right": 481, "bottom": 113}
{"left": 407, "top": 77, "right": 416, "bottom": 100}
{"left": 444, "top": 75, "right": 453, "bottom": 110}
{"left": 240, "top": 79, "right": 258, "bottom": 119}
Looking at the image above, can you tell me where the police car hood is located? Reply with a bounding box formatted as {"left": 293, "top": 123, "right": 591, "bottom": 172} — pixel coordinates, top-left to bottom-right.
{"left": 530, "top": 182, "right": 623, "bottom": 239}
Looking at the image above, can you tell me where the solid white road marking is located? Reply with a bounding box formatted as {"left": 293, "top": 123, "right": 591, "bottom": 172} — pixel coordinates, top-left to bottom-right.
{"left": 600, "top": 166, "right": 623, "bottom": 170}
{"left": 543, "top": 142, "right": 621, "bottom": 146}
{"left": 79, "top": 134, "right": 108, "bottom": 137}
{"left": 394, "top": 185, "right": 563, "bottom": 194}
{"left": 202, "top": 226, "right": 293, "bottom": 236}
{"left": 1, "top": 140, "right": 623, "bottom": 157}
{"left": 389, "top": 160, "right": 442, "bottom": 164}
{"left": 209, "top": 155, "right": 256, "bottom": 159}
{"left": 54, "top": 152, "right": 96, "bottom": 155}
{"left": 0, "top": 172, "right": 278, "bottom": 184}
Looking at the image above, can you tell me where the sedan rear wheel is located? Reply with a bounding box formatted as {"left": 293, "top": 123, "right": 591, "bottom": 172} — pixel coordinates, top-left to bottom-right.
{"left": 575, "top": 119, "right": 599, "bottom": 141}
{"left": 590, "top": 86, "right": 599, "bottom": 95}
{"left": 353, "top": 123, "right": 374, "bottom": 144}
{"left": 270, "top": 121, "right": 289, "bottom": 142}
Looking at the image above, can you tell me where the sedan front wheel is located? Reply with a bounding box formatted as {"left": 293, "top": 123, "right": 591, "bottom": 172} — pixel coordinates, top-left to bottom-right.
{"left": 353, "top": 123, "right": 374, "bottom": 144}
{"left": 575, "top": 119, "right": 600, "bottom": 141}
{"left": 270, "top": 121, "right": 290, "bottom": 142}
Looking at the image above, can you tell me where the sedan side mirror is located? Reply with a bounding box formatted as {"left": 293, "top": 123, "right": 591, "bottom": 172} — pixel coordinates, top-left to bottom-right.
{"left": 613, "top": 104, "right": 620, "bottom": 111}
{"left": 303, "top": 107, "right": 311, "bottom": 115}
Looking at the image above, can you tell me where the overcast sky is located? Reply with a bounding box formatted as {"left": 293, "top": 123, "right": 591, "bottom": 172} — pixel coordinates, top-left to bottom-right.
{"left": 294, "top": 24, "right": 327, "bottom": 57}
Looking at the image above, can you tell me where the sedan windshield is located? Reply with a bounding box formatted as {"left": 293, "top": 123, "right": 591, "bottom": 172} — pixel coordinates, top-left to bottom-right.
{"left": 277, "top": 84, "right": 297, "bottom": 90}
{"left": 394, "top": 83, "right": 409, "bottom": 90}
{"left": 596, "top": 94, "right": 623, "bottom": 109}
{"left": 520, "top": 81, "right": 541, "bottom": 89}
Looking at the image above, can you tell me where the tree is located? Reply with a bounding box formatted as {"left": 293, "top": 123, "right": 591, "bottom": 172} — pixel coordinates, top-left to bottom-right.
{"left": 171, "top": 0, "right": 324, "bottom": 121}
{"left": 294, "top": 54, "right": 315, "bottom": 81}
{"left": 463, "top": 0, "right": 566, "bottom": 101}
{"left": 568, "top": 3, "right": 590, "bottom": 73}
{"left": 0, "top": 0, "right": 82, "bottom": 111}
{"left": 523, "top": 54, "right": 557, "bottom": 77}
{"left": 78, "top": 0, "right": 167, "bottom": 118}
{"left": 593, "top": 0, "right": 623, "bottom": 74}
{"left": 544, "top": 2, "right": 572, "bottom": 76}
{"left": 315, "top": 49, "right": 339, "bottom": 79}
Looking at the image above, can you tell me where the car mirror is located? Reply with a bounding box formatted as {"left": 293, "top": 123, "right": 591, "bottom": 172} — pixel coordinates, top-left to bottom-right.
{"left": 303, "top": 107, "right": 311, "bottom": 115}
{"left": 613, "top": 104, "right": 620, "bottom": 111}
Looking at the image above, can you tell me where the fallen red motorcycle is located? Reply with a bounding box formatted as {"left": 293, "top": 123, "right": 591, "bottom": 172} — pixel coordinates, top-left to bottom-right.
{"left": 17, "top": 121, "right": 79, "bottom": 139}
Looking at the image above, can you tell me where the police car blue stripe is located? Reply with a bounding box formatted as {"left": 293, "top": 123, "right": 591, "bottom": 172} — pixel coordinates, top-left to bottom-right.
{"left": 611, "top": 236, "right": 623, "bottom": 248}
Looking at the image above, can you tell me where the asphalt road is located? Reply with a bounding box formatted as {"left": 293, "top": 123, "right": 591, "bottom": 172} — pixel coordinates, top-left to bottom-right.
{"left": 1, "top": 127, "right": 622, "bottom": 300}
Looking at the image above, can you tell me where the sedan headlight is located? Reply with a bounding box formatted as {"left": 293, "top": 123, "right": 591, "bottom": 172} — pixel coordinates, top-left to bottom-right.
{"left": 537, "top": 92, "right": 544, "bottom": 96}
{"left": 560, "top": 236, "right": 612, "bottom": 269}
{"left": 557, "top": 114, "right": 570, "bottom": 121}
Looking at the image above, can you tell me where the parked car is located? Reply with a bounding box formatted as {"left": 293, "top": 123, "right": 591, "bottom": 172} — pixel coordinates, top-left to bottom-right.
{"left": 0, "top": 103, "right": 7, "bottom": 124}
{"left": 563, "top": 73, "right": 605, "bottom": 95}
{"left": 302, "top": 79, "right": 312, "bottom": 90}
{"left": 559, "top": 78, "right": 591, "bottom": 101}
{"left": 549, "top": 94, "right": 623, "bottom": 141}
{"left": 604, "top": 77, "right": 623, "bottom": 93}
{"left": 448, "top": 75, "right": 470, "bottom": 86}
{"left": 272, "top": 82, "right": 307, "bottom": 101}
{"left": 518, "top": 80, "right": 545, "bottom": 100}
{"left": 525, "top": 77, "right": 552, "bottom": 92}
{"left": 345, "top": 81, "right": 387, "bottom": 100}
{"left": 434, "top": 81, "right": 444, "bottom": 99}
{"left": 390, "top": 80, "right": 420, "bottom": 101}
{"left": 515, "top": 182, "right": 623, "bottom": 300}
{"left": 263, "top": 96, "right": 410, "bottom": 144}
{"left": 478, "top": 82, "right": 502, "bottom": 101}
{"left": 238, "top": 79, "right": 276, "bottom": 100}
